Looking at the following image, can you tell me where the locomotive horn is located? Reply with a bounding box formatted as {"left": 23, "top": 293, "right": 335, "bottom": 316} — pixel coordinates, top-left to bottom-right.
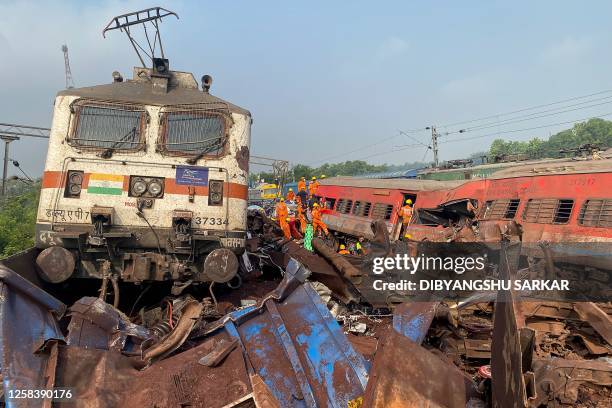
{"left": 201, "top": 74, "right": 213, "bottom": 93}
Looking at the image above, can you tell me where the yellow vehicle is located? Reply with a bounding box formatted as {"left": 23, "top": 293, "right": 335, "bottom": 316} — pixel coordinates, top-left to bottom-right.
{"left": 248, "top": 183, "right": 281, "bottom": 205}
{"left": 261, "top": 183, "right": 281, "bottom": 199}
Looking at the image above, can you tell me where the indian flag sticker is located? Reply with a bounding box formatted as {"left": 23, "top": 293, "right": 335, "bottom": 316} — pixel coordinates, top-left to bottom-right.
{"left": 87, "top": 173, "right": 124, "bottom": 195}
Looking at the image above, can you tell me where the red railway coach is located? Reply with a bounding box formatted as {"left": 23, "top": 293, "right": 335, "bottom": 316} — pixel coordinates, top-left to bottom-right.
{"left": 408, "top": 159, "right": 612, "bottom": 243}
{"left": 317, "top": 158, "right": 612, "bottom": 250}
{"left": 315, "top": 177, "right": 466, "bottom": 241}
{"left": 414, "top": 160, "right": 612, "bottom": 274}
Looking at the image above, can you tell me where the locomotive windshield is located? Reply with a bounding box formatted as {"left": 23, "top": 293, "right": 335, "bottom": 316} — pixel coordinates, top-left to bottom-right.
{"left": 160, "top": 111, "right": 226, "bottom": 157}
{"left": 70, "top": 102, "right": 145, "bottom": 151}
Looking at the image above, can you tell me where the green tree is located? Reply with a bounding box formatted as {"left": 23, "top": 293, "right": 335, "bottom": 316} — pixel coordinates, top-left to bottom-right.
{"left": 0, "top": 182, "right": 40, "bottom": 258}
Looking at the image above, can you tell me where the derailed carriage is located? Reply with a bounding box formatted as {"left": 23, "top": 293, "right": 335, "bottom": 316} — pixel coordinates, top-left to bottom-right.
{"left": 35, "top": 64, "right": 251, "bottom": 286}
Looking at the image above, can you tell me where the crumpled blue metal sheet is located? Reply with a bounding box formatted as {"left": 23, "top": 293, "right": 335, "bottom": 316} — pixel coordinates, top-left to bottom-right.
{"left": 392, "top": 302, "right": 438, "bottom": 344}
{"left": 202, "top": 260, "right": 370, "bottom": 407}
{"left": 0, "top": 264, "right": 66, "bottom": 408}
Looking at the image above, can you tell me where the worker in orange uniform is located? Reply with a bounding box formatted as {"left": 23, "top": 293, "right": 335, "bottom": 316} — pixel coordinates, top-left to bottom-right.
{"left": 338, "top": 244, "right": 350, "bottom": 255}
{"left": 276, "top": 198, "right": 291, "bottom": 239}
{"left": 298, "top": 177, "right": 307, "bottom": 193}
{"left": 309, "top": 176, "right": 319, "bottom": 197}
{"left": 311, "top": 203, "right": 329, "bottom": 236}
{"left": 397, "top": 199, "right": 413, "bottom": 237}
{"left": 295, "top": 196, "right": 307, "bottom": 233}
{"left": 286, "top": 188, "right": 295, "bottom": 201}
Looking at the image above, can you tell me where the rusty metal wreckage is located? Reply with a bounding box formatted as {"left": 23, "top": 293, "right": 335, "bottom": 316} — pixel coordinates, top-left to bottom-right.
{"left": 1, "top": 6, "right": 611, "bottom": 408}
{"left": 1, "top": 209, "right": 611, "bottom": 407}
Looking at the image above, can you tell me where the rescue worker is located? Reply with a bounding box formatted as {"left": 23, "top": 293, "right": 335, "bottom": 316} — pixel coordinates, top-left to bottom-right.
{"left": 286, "top": 188, "right": 295, "bottom": 201}
{"left": 275, "top": 198, "right": 291, "bottom": 239}
{"left": 295, "top": 196, "right": 307, "bottom": 233}
{"left": 398, "top": 199, "right": 413, "bottom": 237}
{"left": 303, "top": 223, "right": 314, "bottom": 252}
{"left": 338, "top": 244, "right": 350, "bottom": 255}
{"left": 311, "top": 202, "right": 329, "bottom": 236}
{"left": 355, "top": 236, "right": 367, "bottom": 255}
{"left": 298, "top": 177, "right": 307, "bottom": 193}
{"left": 309, "top": 176, "right": 319, "bottom": 197}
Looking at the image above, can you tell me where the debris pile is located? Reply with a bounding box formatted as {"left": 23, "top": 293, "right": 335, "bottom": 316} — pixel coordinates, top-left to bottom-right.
{"left": 0, "top": 211, "right": 610, "bottom": 407}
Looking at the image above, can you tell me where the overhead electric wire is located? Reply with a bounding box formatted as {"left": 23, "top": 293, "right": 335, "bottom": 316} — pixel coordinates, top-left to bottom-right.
{"left": 439, "top": 89, "right": 612, "bottom": 128}
{"left": 399, "top": 129, "right": 431, "bottom": 148}
{"left": 309, "top": 128, "right": 429, "bottom": 165}
{"left": 309, "top": 90, "right": 612, "bottom": 167}
{"left": 446, "top": 97, "right": 612, "bottom": 135}
{"left": 349, "top": 143, "right": 422, "bottom": 162}
{"left": 439, "top": 112, "right": 612, "bottom": 144}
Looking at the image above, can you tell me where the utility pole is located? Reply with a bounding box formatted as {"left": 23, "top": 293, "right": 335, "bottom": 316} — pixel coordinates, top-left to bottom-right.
{"left": 0, "top": 123, "right": 51, "bottom": 196}
{"left": 62, "top": 44, "right": 75, "bottom": 89}
{"left": 1, "top": 135, "right": 20, "bottom": 196}
{"left": 427, "top": 125, "right": 439, "bottom": 168}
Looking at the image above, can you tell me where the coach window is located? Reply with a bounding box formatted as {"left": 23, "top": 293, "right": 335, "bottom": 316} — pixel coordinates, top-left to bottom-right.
{"left": 325, "top": 197, "right": 336, "bottom": 209}
{"left": 481, "top": 199, "right": 520, "bottom": 220}
{"left": 578, "top": 199, "right": 612, "bottom": 227}
{"left": 69, "top": 101, "right": 146, "bottom": 152}
{"left": 343, "top": 200, "right": 353, "bottom": 214}
{"left": 159, "top": 109, "right": 229, "bottom": 157}
{"left": 372, "top": 203, "right": 394, "bottom": 220}
{"left": 352, "top": 201, "right": 372, "bottom": 217}
{"left": 522, "top": 198, "right": 574, "bottom": 224}
{"left": 336, "top": 199, "right": 353, "bottom": 214}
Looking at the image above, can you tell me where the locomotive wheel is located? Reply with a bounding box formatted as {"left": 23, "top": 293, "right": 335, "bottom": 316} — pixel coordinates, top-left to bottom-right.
{"left": 203, "top": 248, "right": 239, "bottom": 283}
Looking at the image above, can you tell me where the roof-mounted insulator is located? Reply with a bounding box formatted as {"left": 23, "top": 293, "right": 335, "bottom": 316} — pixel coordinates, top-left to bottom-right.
{"left": 112, "top": 71, "right": 123, "bottom": 83}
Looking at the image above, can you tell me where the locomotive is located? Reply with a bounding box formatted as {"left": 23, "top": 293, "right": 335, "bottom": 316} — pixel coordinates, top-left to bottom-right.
{"left": 34, "top": 8, "right": 251, "bottom": 288}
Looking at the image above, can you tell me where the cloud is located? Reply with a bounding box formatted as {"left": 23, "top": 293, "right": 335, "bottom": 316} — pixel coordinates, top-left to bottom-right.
{"left": 540, "top": 36, "right": 592, "bottom": 61}
{"left": 376, "top": 36, "right": 409, "bottom": 60}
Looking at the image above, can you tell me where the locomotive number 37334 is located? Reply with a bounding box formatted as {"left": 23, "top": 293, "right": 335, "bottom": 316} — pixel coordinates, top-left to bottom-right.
{"left": 193, "top": 217, "right": 229, "bottom": 226}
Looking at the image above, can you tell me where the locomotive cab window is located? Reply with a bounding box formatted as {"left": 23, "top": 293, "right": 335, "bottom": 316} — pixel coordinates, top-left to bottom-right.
{"left": 69, "top": 102, "right": 145, "bottom": 151}
{"left": 159, "top": 110, "right": 228, "bottom": 157}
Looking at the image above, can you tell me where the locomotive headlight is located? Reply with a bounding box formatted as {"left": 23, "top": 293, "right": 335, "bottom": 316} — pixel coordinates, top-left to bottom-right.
{"left": 130, "top": 176, "right": 165, "bottom": 198}
{"left": 147, "top": 180, "right": 163, "bottom": 197}
{"left": 69, "top": 183, "right": 82, "bottom": 195}
{"left": 64, "top": 170, "right": 84, "bottom": 198}
{"left": 132, "top": 179, "right": 147, "bottom": 196}
{"left": 208, "top": 180, "right": 224, "bottom": 206}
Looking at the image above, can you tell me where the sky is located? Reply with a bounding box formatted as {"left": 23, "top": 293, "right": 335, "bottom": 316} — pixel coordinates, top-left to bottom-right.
{"left": 2, "top": 0, "right": 612, "bottom": 177}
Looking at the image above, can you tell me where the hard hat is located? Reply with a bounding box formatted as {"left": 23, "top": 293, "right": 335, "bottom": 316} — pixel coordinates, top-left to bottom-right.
{"left": 321, "top": 174, "right": 326, "bottom": 179}
{"left": 313, "top": 203, "right": 319, "bottom": 207}
{"left": 404, "top": 233, "right": 413, "bottom": 239}
{"left": 286, "top": 217, "right": 291, "bottom": 222}
{"left": 340, "top": 244, "right": 346, "bottom": 249}
{"left": 301, "top": 176, "right": 305, "bottom": 180}
{"left": 280, "top": 198, "right": 284, "bottom": 202}
{"left": 405, "top": 199, "right": 413, "bottom": 204}
{"left": 288, "top": 188, "right": 293, "bottom": 191}
{"left": 311, "top": 176, "right": 316, "bottom": 180}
